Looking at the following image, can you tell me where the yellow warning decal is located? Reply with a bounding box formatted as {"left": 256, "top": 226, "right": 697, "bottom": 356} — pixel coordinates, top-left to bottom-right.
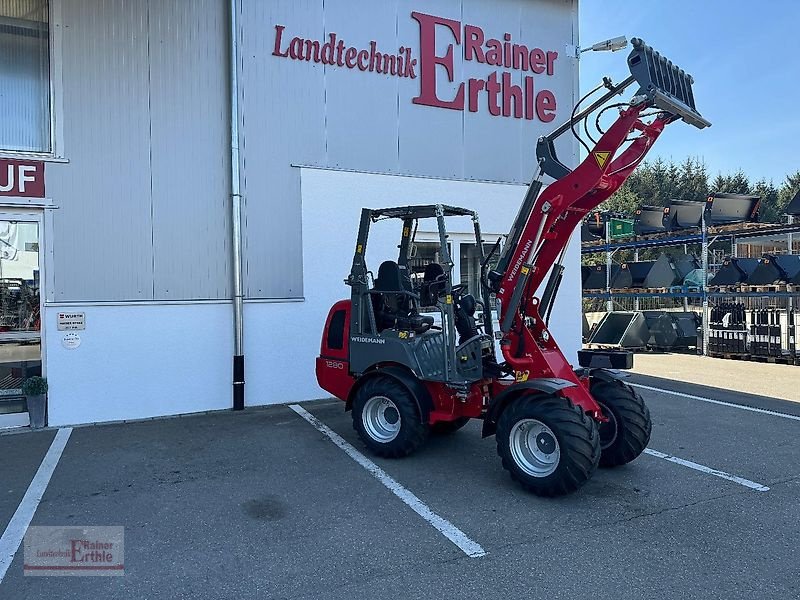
{"left": 403, "top": 227, "right": 410, "bottom": 237}
{"left": 446, "top": 294, "right": 453, "bottom": 304}
{"left": 593, "top": 151, "right": 611, "bottom": 169}
{"left": 515, "top": 370, "right": 530, "bottom": 382}
{"left": 356, "top": 244, "right": 363, "bottom": 254}
{"left": 521, "top": 266, "right": 530, "bottom": 275}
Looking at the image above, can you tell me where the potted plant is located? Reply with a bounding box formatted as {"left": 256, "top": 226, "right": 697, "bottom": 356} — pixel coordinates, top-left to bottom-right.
{"left": 22, "top": 376, "right": 48, "bottom": 429}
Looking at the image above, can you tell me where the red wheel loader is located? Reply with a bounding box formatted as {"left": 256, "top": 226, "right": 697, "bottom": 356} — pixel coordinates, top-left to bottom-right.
{"left": 316, "top": 39, "right": 709, "bottom": 496}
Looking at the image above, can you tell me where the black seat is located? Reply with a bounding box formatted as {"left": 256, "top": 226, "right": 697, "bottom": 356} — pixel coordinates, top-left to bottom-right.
{"left": 421, "top": 262, "right": 446, "bottom": 306}
{"left": 372, "top": 261, "right": 433, "bottom": 333}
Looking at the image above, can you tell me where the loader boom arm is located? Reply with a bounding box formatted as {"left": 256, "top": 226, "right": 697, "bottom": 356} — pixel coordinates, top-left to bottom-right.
{"left": 487, "top": 38, "right": 708, "bottom": 414}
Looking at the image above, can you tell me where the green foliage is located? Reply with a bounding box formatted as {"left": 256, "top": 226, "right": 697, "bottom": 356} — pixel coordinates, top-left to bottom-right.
{"left": 22, "top": 376, "right": 48, "bottom": 396}
{"left": 599, "top": 160, "right": 796, "bottom": 224}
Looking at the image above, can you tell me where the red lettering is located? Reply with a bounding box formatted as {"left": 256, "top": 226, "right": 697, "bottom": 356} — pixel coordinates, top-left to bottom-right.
{"left": 485, "top": 39, "right": 502, "bottom": 66}
{"left": 272, "top": 25, "right": 289, "bottom": 57}
{"left": 289, "top": 37, "right": 304, "bottom": 60}
{"left": 546, "top": 50, "right": 558, "bottom": 75}
{"left": 503, "top": 33, "right": 512, "bottom": 68}
{"left": 513, "top": 44, "right": 529, "bottom": 71}
{"left": 486, "top": 72, "right": 501, "bottom": 116}
{"left": 536, "top": 90, "right": 556, "bottom": 122}
{"left": 525, "top": 76, "right": 534, "bottom": 120}
{"left": 468, "top": 78, "right": 484, "bottom": 112}
{"left": 335, "top": 40, "right": 346, "bottom": 66}
{"left": 464, "top": 25, "right": 485, "bottom": 62}
{"left": 411, "top": 11, "right": 464, "bottom": 110}
{"left": 502, "top": 72, "right": 522, "bottom": 118}
{"left": 321, "top": 33, "right": 336, "bottom": 65}
{"left": 344, "top": 47, "right": 357, "bottom": 68}
{"left": 403, "top": 47, "right": 417, "bottom": 78}
{"left": 357, "top": 49, "right": 369, "bottom": 71}
{"left": 304, "top": 39, "right": 321, "bottom": 62}
{"left": 369, "top": 41, "right": 382, "bottom": 73}
{"left": 529, "top": 48, "right": 545, "bottom": 74}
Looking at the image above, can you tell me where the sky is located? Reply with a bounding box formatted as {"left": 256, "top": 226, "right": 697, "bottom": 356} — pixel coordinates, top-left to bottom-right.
{"left": 579, "top": 0, "right": 800, "bottom": 185}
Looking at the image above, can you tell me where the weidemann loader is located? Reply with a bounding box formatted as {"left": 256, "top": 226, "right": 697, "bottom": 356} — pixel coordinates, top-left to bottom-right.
{"left": 316, "top": 39, "right": 709, "bottom": 496}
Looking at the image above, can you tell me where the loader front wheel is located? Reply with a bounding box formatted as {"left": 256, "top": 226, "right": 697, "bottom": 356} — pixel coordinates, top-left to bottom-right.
{"left": 592, "top": 380, "right": 652, "bottom": 468}
{"left": 496, "top": 395, "right": 600, "bottom": 497}
{"left": 352, "top": 376, "right": 428, "bottom": 458}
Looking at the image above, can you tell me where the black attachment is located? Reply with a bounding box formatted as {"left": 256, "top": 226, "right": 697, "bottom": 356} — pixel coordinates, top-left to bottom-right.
{"left": 627, "top": 38, "right": 710, "bottom": 129}
{"left": 577, "top": 349, "right": 634, "bottom": 370}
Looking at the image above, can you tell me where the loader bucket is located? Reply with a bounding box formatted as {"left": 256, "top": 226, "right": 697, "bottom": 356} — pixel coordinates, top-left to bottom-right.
{"left": 668, "top": 199, "right": 705, "bottom": 230}
{"left": 747, "top": 256, "right": 786, "bottom": 285}
{"left": 587, "top": 311, "right": 649, "bottom": 348}
{"left": 705, "top": 193, "right": 760, "bottom": 226}
{"left": 774, "top": 255, "right": 800, "bottom": 284}
{"left": 671, "top": 253, "right": 700, "bottom": 281}
{"left": 634, "top": 205, "right": 670, "bottom": 235}
{"left": 643, "top": 311, "right": 678, "bottom": 348}
{"left": 708, "top": 257, "right": 760, "bottom": 286}
{"left": 627, "top": 38, "right": 711, "bottom": 129}
{"left": 583, "top": 264, "right": 623, "bottom": 289}
{"left": 626, "top": 260, "right": 656, "bottom": 287}
{"left": 643, "top": 253, "right": 681, "bottom": 288}
{"left": 787, "top": 190, "right": 800, "bottom": 216}
{"left": 581, "top": 223, "right": 600, "bottom": 242}
{"left": 749, "top": 255, "right": 800, "bottom": 285}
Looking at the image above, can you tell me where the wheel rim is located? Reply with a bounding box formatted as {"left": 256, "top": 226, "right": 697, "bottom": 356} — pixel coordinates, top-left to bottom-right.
{"left": 509, "top": 419, "right": 560, "bottom": 478}
{"left": 597, "top": 402, "right": 618, "bottom": 450}
{"left": 362, "top": 396, "right": 401, "bottom": 443}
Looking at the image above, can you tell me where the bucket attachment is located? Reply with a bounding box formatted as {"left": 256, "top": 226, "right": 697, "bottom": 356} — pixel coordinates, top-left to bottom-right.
{"left": 668, "top": 199, "right": 705, "bottom": 230}
{"left": 587, "top": 311, "right": 649, "bottom": 348}
{"left": 627, "top": 38, "right": 711, "bottom": 129}
{"left": 705, "top": 193, "right": 760, "bottom": 226}
{"left": 671, "top": 253, "right": 701, "bottom": 281}
{"left": 709, "top": 257, "right": 760, "bottom": 286}
{"left": 748, "top": 255, "right": 800, "bottom": 285}
{"left": 643, "top": 311, "right": 678, "bottom": 348}
{"left": 643, "top": 253, "right": 681, "bottom": 288}
{"left": 787, "top": 190, "right": 800, "bottom": 216}
{"left": 634, "top": 205, "right": 670, "bottom": 235}
{"left": 583, "top": 264, "right": 627, "bottom": 289}
{"left": 581, "top": 222, "right": 600, "bottom": 242}
{"left": 625, "top": 260, "right": 656, "bottom": 287}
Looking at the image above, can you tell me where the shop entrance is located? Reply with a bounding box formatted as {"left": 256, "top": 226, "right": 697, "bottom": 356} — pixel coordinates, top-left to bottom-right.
{"left": 0, "top": 212, "right": 42, "bottom": 429}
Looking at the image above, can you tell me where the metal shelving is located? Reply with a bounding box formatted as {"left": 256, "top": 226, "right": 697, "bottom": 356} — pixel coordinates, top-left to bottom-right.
{"left": 582, "top": 218, "right": 800, "bottom": 356}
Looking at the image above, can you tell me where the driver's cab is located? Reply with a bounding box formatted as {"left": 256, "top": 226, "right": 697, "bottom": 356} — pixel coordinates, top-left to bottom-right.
{"left": 346, "top": 204, "right": 498, "bottom": 385}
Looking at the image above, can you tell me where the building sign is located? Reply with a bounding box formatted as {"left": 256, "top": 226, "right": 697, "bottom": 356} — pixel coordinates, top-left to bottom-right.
{"left": 0, "top": 159, "right": 45, "bottom": 198}
{"left": 272, "top": 10, "right": 558, "bottom": 123}
{"left": 57, "top": 312, "right": 86, "bottom": 331}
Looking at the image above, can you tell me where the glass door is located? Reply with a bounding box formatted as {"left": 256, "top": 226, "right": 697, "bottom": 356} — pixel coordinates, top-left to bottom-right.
{"left": 0, "top": 215, "right": 42, "bottom": 428}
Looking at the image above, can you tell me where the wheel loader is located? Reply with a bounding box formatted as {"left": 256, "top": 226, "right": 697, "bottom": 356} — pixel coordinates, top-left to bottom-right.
{"left": 316, "top": 38, "right": 710, "bottom": 496}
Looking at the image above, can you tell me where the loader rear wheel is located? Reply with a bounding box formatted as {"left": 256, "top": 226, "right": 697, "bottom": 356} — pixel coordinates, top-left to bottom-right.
{"left": 430, "top": 417, "right": 470, "bottom": 435}
{"left": 496, "top": 395, "right": 600, "bottom": 497}
{"left": 352, "top": 377, "right": 428, "bottom": 458}
{"left": 592, "top": 380, "right": 652, "bottom": 468}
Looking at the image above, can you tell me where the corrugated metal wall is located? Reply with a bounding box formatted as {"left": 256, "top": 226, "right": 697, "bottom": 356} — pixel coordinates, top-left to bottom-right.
{"left": 46, "top": 0, "right": 575, "bottom": 302}
{"left": 239, "top": 0, "right": 576, "bottom": 298}
{"left": 47, "top": 0, "right": 230, "bottom": 302}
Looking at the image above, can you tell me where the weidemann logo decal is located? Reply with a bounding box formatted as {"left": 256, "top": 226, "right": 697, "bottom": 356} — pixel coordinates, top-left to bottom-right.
{"left": 272, "top": 11, "right": 558, "bottom": 122}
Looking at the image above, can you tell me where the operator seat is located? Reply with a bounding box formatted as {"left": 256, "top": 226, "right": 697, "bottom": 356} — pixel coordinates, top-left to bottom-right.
{"left": 421, "top": 262, "right": 447, "bottom": 306}
{"left": 372, "top": 261, "right": 433, "bottom": 334}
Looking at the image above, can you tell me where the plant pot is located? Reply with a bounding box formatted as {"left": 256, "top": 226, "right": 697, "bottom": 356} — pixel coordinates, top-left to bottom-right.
{"left": 25, "top": 394, "right": 46, "bottom": 429}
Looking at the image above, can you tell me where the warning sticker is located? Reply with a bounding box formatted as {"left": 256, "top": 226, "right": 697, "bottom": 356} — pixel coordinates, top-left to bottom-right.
{"left": 593, "top": 151, "right": 611, "bottom": 169}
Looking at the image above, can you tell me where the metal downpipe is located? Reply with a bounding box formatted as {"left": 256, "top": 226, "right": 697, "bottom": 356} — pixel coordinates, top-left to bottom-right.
{"left": 230, "top": 0, "right": 244, "bottom": 410}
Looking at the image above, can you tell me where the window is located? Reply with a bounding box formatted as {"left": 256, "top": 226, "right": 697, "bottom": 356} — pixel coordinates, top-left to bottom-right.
{"left": 0, "top": 0, "right": 50, "bottom": 153}
{"left": 460, "top": 242, "right": 501, "bottom": 304}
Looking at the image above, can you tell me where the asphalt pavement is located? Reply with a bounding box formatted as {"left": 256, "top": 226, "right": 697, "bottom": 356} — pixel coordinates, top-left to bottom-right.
{"left": 0, "top": 372, "right": 798, "bottom": 599}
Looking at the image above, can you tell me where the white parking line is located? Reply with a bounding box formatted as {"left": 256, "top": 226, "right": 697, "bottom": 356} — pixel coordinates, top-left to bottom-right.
{"left": 0, "top": 428, "right": 73, "bottom": 584}
{"left": 631, "top": 383, "right": 800, "bottom": 422}
{"left": 289, "top": 404, "right": 486, "bottom": 558}
{"left": 644, "top": 448, "right": 769, "bottom": 491}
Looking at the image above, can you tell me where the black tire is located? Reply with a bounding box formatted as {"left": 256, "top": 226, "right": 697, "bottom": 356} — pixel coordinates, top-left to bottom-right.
{"left": 430, "top": 417, "right": 470, "bottom": 435}
{"left": 351, "top": 376, "right": 428, "bottom": 458}
{"left": 496, "top": 395, "right": 600, "bottom": 497}
{"left": 591, "top": 379, "right": 652, "bottom": 468}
